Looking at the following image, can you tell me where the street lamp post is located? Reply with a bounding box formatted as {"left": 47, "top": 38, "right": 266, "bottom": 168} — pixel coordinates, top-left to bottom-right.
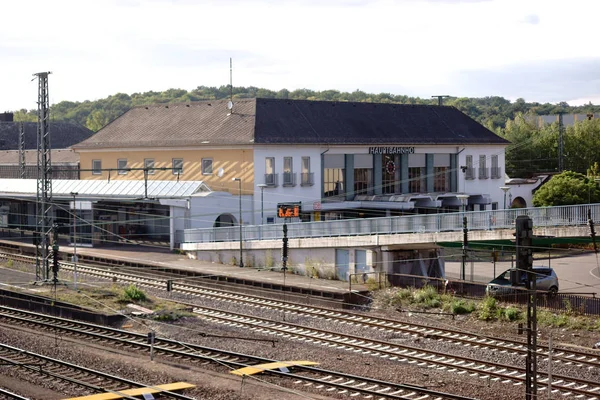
{"left": 70, "top": 192, "right": 79, "bottom": 290}
{"left": 232, "top": 178, "right": 244, "bottom": 268}
{"left": 500, "top": 186, "right": 511, "bottom": 209}
{"left": 457, "top": 194, "right": 470, "bottom": 281}
{"left": 257, "top": 184, "right": 268, "bottom": 225}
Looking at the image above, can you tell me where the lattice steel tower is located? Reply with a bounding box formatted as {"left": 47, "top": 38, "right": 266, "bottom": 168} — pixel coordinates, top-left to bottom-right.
{"left": 18, "top": 122, "right": 25, "bottom": 178}
{"left": 34, "top": 71, "right": 53, "bottom": 281}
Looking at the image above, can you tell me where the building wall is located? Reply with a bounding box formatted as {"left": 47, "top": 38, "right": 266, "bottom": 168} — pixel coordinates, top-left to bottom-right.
{"left": 78, "top": 147, "right": 255, "bottom": 194}
{"left": 458, "top": 145, "right": 507, "bottom": 209}
{"left": 253, "top": 146, "right": 323, "bottom": 224}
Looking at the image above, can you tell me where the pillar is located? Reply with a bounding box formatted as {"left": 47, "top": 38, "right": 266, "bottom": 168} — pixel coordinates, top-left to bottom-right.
{"left": 373, "top": 154, "right": 382, "bottom": 195}
{"left": 400, "top": 154, "right": 409, "bottom": 193}
{"left": 426, "top": 154, "right": 434, "bottom": 193}
{"left": 345, "top": 154, "right": 355, "bottom": 201}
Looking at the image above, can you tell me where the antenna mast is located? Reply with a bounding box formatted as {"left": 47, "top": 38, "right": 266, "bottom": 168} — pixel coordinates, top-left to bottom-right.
{"left": 34, "top": 71, "right": 54, "bottom": 282}
{"left": 229, "top": 58, "right": 233, "bottom": 102}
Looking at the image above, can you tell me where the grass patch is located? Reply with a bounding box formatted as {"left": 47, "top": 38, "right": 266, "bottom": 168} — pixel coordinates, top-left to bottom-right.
{"left": 450, "top": 300, "right": 476, "bottom": 315}
{"left": 120, "top": 284, "right": 147, "bottom": 302}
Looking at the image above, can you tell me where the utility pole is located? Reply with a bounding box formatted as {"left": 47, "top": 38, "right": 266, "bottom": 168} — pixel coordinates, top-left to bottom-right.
{"left": 516, "top": 215, "right": 536, "bottom": 400}
{"left": 558, "top": 113, "right": 564, "bottom": 172}
{"left": 588, "top": 209, "right": 599, "bottom": 277}
{"left": 18, "top": 122, "right": 25, "bottom": 179}
{"left": 34, "top": 71, "right": 53, "bottom": 282}
{"left": 462, "top": 216, "right": 468, "bottom": 281}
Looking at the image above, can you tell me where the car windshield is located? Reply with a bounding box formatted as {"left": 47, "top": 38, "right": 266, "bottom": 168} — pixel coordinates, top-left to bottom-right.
{"left": 495, "top": 268, "right": 552, "bottom": 282}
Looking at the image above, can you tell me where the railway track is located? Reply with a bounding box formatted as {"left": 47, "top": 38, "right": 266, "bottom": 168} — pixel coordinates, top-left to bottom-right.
{"left": 0, "top": 341, "right": 196, "bottom": 400}
{"left": 0, "top": 387, "right": 29, "bottom": 400}
{"left": 0, "top": 305, "right": 474, "bottom": 400}
{"left": 183, "top": 302, "right": 600, "bottom": 399}
{"left": 3, "top": 252, "right": 600, "bottom": 398}
{"left": 27, "top": 253, "right": 600, "bottom": 370}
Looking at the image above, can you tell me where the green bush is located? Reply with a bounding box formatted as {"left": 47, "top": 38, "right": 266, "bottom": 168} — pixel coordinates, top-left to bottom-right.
{"left": 503, "top": 307, "right": 520, "bottom": 321}
{"left": 478, "top": 296, "right": 499, "bottom": 321}
{"left": 451, "top": 300, "right": 476, "bottom": 315}
{"left": 365, "top": 277, "right": 380, "bottom": 291}
{"left": 122, "top": 284, "right": 146, "bottom": 302}
{"left": 413, "top": 286, "right": 439, "bottom": 304}
{"left": 6, "top": 259, "right": 14, "bottom": 267}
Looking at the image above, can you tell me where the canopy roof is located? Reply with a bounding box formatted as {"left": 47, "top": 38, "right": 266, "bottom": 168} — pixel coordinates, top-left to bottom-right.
{"left": 0, "top": 179, "right": 211, "bottom": 199}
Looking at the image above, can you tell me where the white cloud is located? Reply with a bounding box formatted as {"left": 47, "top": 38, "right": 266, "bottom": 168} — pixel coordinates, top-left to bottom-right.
{"left": 1, "top": 0, "right": 600, "bottom": 111}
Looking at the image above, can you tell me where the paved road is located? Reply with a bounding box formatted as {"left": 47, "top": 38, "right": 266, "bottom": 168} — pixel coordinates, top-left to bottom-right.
{"left": 445, "top": 252, "right": 600, "bottom": 297}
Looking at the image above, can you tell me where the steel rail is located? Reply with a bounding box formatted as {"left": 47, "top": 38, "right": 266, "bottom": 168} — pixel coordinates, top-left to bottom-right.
{"left": 186, "top": 303, "right": 600, "bottom": 399}
{"left": 0, "top": 305, "right": 474, "bottom": 400}
{"left": 31, "top": 252, "right": 600, "bottom": 370}
{"left": 0, "top": 387, "right": 30, "bottom": 400}
{"left": 0, "top": 342, "right": 196, "bottom": 400}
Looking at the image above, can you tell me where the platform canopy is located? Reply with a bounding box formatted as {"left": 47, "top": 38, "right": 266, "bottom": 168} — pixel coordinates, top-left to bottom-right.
{"left": 0, "top": 179, "right": 211, "bottom": 199}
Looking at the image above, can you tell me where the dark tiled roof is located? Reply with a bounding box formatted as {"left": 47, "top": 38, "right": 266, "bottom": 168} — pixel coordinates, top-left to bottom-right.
{"left": 0, "top": 122, "right": 94, "bottom": 150}
{"left": 253, "top": 98, "right": 509, "bottom": 145}
{"left": 0, "top": 149, "right": 78, "bottom": 165}
{"left": 72, "top": 98, "right": 508, "bottom": 149}
{"left": 73, "top": 99, "right": 256, "bottom": 149}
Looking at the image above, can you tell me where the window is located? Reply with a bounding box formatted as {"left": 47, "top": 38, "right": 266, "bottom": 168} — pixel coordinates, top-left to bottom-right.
{"left": 301, "top": 156, "right": 313, "bottom": 186}
{"left": 144, "top": 158, "right": 155, "bottom": 175}
{"left": 354, "top": 168, "right": 372, "bottom": 195}
{"left": 202, "top": 158, "right": 213, "bottom": 175}
{"left": 409, "top": 167, "right": 425, "bottom": 193}
{"left": 479, "top": 155, "right": 488, "bottom": 179}
{"left": 172, "top": 158, "right": 183, "bottom": 175}
{"left": 265, "top": 157, "right": 277, "bottom": 186}
{"left": 283, "top": 156, "right": 295, "bottom": 186}
{"left": 324, "top": 168, "right": 344, "bottom": 197}
{"left": 117, "top": 159, "right": 128, "bottom": 175}
{"left": 382, "top": 155, "right": 396, "bottom": 194}
{"left": 92, "top": 160, "right": 102, "bottom": 175}
{"left": 433, "top": 166, "right": 449, "bottom": 192}
{"left": 465, "top": 155, "right": 474, "bottom": 179}
{"left": 491, "top": 155, "right": 500, "bottom": 178}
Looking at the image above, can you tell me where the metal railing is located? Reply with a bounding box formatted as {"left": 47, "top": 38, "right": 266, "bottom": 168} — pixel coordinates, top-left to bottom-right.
{"left": 178, "top": 203, "right": 600, "bottom": 244}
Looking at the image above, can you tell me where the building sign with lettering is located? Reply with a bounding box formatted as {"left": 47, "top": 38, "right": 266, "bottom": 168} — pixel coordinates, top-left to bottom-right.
{"left": 368, "top": 146, "right": 415, "bottom": 155}
{"left": 278, "top": 203, "right": 301, "bottom": 218}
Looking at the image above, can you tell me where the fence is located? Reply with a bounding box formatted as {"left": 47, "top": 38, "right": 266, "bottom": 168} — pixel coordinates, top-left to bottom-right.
{"left": 178, "top": 203, "right": 600, "bottom": 244}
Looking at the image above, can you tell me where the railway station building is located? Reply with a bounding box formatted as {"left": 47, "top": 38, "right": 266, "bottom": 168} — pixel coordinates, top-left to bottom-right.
{"left": 71, "top": 98, "right": 510, "bottom": 227}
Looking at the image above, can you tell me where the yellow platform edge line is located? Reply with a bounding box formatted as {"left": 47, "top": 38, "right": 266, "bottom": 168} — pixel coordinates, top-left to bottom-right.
{"left": 230, "top": 361, "right": 319, "bottom": 376}
{"left": 62, "top": 382, "right": 196, "bottom": 400}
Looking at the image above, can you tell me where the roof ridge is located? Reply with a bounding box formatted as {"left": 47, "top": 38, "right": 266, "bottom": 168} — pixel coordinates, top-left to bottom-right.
{"left": 130, "top": 98, "right": 256, "bottom": 110}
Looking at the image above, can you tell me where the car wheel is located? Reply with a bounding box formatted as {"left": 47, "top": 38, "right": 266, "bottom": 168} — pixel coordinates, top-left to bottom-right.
{"left": 548, "top": 286, "right": 558, "bottom": 298}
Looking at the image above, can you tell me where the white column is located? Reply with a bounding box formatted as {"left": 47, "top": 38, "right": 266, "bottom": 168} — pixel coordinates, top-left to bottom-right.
{"left": 169, "top": 205, "right": 175, "bottom": 251}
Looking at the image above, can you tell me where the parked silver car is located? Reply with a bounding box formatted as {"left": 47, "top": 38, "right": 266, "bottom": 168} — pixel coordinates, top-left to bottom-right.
{"left": 486, "top": 266, "right": 559, "bottom": 296}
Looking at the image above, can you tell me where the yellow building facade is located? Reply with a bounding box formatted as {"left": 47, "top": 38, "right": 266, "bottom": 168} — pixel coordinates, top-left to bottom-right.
{"left": 77, "top": 147, "right": 254, "bottom": 194}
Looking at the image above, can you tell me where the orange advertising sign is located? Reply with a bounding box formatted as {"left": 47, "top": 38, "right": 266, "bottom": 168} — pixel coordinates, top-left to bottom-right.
{"left": 278, "top": 204, "right": 300, "bottom": 218}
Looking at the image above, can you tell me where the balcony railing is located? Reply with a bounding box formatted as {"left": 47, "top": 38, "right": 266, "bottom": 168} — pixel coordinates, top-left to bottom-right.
{"left": 465, "top": 167, "right": 475, "bottom": 180}
{"left": 491, "top": 167, "right": 502, "bottom": 179}
{"left": 478, "top": 167, "right": 489, "bottom": 179}
{"left": 282, "top": 172, "right": 296, "bottom": 187}
{"left": 301, "top": 172, "right": 314, "bottom": 186}
{"left": 264, "top": 173, "right": 278, "bottom": 187}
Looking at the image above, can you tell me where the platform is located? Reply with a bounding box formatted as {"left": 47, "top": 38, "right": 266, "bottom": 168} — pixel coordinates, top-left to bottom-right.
{"left": 0, "top": 239, "right": 370, "bottom": 308}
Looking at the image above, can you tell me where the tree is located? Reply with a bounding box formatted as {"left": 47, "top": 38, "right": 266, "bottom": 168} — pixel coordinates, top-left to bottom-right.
{"left": 533, "top": 171, "right": 600, "bottom": 206}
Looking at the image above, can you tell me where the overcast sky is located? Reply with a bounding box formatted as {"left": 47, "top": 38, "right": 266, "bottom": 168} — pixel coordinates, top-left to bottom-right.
{"left": 2, "top": 0, "right": 599, "bottom": 111}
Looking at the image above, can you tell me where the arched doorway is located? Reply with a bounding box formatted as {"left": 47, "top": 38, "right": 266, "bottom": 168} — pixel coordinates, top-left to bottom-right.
{"left": 511, "top": 197, "right": 527, "bottom": 209}
{"left": 214, "top": 213, "right": 236, "bottom": 227}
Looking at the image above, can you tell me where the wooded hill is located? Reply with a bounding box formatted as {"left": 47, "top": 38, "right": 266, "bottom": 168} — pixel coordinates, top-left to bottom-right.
{"left": 11, "top": 86, "right": 600, "bottom": 132}
{"left": 9, "top": 86, "right": 600, "bottom": 178}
